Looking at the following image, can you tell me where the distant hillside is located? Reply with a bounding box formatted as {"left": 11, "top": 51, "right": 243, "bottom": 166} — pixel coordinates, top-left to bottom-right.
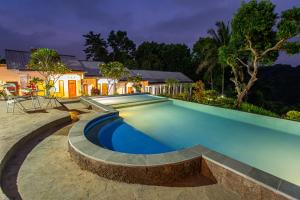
{"left": 248, "top": 64, "right": 300, "bottom": 114}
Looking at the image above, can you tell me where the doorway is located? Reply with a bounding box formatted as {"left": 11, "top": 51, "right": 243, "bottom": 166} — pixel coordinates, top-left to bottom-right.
{"left": 101, "top": 83, "right": 108, "bottom": 95}
{"left": 68, "top": 80, "right": 76, "bottom": 98}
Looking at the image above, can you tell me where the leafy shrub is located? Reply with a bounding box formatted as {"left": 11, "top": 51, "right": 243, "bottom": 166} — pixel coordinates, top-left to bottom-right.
{"left": 172, "top": 92, "right": 191, "bottom": 101}
{"left": 239, "top": 103, "right": 278, "bottom": 117}
{"left": 192, "top": 81, "right": 205, "bottom": 103}
{"left": 161, "top": 83, "right": 279, "bottom": 118}
{"left": 211, "top": 96, "right": 236, "bottom": 108}
{"left": 0, "top": 86, "right": 6, "bottom": 97}
{"left": 285, "top": 111, "right": 300, "bottom": 121}
{"left": 203, "top": 90, "right": 219, "bottom": 100}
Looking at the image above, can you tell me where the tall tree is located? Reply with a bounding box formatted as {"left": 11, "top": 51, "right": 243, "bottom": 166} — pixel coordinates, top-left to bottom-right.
{"left": 83, "top": 31, "right": 109, "bottom": 62}
{"left": 136, "top": 42, "right": 193, "bottom": 78}
{"left": 135, "top": 42, "right": 164, "bottom": 70}
{"left": 107, "top": 30, "right": 136, "bottom": 67}
{"left": 160, "top": 44, "right": 192, "bottom": 73}
{"left": 193, "top": 37, "right": 219, "bottom": 89}
{"left": 193, "top": 21, "right": 231, "bottom": 93}
{"left": 27, "top": 48, "right": 70, "bottom": 96}
{"left": 219, "top": 0, "right": 300, "bottom": 107}
{"left": 208, "top": 21, "right": 231, "bottom": 95}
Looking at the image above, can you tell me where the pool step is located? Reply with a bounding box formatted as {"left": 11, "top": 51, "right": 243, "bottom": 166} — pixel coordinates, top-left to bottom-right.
{"left": 85, "top": 116, "right": 120, "bottom": 146}
{"left": 112, "top": 98, "right": 170, "bottom": 109}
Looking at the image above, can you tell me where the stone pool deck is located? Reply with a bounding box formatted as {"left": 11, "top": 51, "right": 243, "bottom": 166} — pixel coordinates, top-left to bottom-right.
{"left": 0, "top": 99, "right": 71, "bottom": 199}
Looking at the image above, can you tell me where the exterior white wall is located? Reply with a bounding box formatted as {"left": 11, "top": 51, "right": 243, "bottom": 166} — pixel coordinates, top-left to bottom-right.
{"left": 52, "top": 74, "right": 81, "bottom": 97}
{"left": 97, "top": 78, "right": 116, "bottom": 95}
{"left": 117, "top": 86, "right": 125, "bottom": 94}
{"left": 117, "top": 82, "right": 136, "bottom": 94}
{"left": 144, "top": 83, "right": 187, "bottom": 95}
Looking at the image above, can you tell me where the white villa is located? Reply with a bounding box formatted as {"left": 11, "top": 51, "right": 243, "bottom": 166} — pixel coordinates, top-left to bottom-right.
{"left": 0, "top": 49, "right": 193, "bottom": 98}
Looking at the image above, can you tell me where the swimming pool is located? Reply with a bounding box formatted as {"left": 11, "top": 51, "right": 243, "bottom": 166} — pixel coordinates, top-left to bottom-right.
{"left": 86, "top": 98, "right": 300, "bottom": 186}
{"left": 90, "top": 94, "right": 165, "bottom": 106}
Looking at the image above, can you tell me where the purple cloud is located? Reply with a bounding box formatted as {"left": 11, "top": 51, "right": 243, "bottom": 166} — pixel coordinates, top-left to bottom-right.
{"left": 0, "top": 0, "right": 299, "bottom": 65}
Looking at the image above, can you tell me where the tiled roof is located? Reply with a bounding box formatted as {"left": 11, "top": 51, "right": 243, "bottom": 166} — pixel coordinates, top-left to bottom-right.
{"left": 130, "top": 70, "right": 192, "bottom": 83}
{"left": 4, "top": 50, "right": 193, "bottom": 83}
{"left": 5, "top": 49, "right": 30, "bottom": 70}
{"left": 5, "top": 49, "right": 84, "bottom": 71}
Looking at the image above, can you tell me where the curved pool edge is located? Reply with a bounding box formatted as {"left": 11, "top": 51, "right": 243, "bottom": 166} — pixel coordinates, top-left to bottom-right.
{"left": 69, "top": 96, "right": 300, "bottom": 199}
{"left": 69, "top": 113, "right": 205, "bottom": 185}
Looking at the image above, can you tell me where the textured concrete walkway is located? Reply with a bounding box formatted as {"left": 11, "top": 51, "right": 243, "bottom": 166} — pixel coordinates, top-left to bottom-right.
{"left": 17, "top": 112, "right": 242, "bottom": 200}
{"left": 0, "top": 99, "right": 70, "bottom": 199}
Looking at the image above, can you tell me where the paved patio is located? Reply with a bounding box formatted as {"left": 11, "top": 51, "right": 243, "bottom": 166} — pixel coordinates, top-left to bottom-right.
{"left": 0, "top": 99, "right": 70, "bottom": 199}
{"left": 0, "top": 100, "right": 242, "bottom": 200}
{"left": 0, "top": 99, "right": 69, "bottom": 162}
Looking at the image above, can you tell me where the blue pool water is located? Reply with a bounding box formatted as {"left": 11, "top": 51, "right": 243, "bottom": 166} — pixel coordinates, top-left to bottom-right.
{"left": 88, "top": 98, "right": 300, "bottom": 186}
{"left": 98, "top": 118, "right": 174, "bottom": 154}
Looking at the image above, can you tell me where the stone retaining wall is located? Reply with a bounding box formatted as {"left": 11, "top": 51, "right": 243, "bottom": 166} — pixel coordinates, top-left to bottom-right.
{"left": 69, "top": 142, "right": 202, "bottom": 185}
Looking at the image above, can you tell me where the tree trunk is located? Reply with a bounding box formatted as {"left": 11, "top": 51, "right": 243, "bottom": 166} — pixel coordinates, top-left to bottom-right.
{"left": 107, "top": 80, "right": 113, "bottom": 95}
{"left": 235, "top": 68, "right": 258, "bottom": 108}
{"left": 236, "top": 92, "right": 245, "bottom": 108}
{"left": 44, "top": 79, "right": 51, "bottom": 98}
{"left": 113, "top": 81, "right": 117, "bottom": 94}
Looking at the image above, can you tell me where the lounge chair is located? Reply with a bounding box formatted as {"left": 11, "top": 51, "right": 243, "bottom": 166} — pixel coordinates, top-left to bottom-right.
{"left": 45, "top": 87, "right": 60, "bottom": 108}
{"left": 5, "top": 88, "right": 27, "bottom": 113}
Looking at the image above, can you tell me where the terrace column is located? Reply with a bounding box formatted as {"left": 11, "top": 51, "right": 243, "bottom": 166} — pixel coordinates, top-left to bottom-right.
{"left": 173, "top": 84, "right": 175, "bottom": 95}
{"left": 180, "top": 84, "right": 182, "bottom": 94}
{"left": 100, "top": 83, "right": 102, "bottom": 95}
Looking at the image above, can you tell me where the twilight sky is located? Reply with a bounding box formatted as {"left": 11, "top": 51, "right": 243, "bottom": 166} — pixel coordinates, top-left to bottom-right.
{"left": 0, "top": 0, "right": 299, "bottom": 65}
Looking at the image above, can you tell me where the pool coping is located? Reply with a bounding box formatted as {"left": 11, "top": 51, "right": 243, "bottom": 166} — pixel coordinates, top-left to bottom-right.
{"left": 70, "top": 94, "right": 300, "bottom": 199}
{"left": 83, "top": 93, "right": 169, "bottom": 109}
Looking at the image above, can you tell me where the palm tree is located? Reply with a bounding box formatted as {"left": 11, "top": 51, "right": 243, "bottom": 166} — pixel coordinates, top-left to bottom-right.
{"left": 207, "top": 21, "right": 231, "bottom": 95}
{"left": 194, "top": 38, "right": 218, "bottom": 90}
